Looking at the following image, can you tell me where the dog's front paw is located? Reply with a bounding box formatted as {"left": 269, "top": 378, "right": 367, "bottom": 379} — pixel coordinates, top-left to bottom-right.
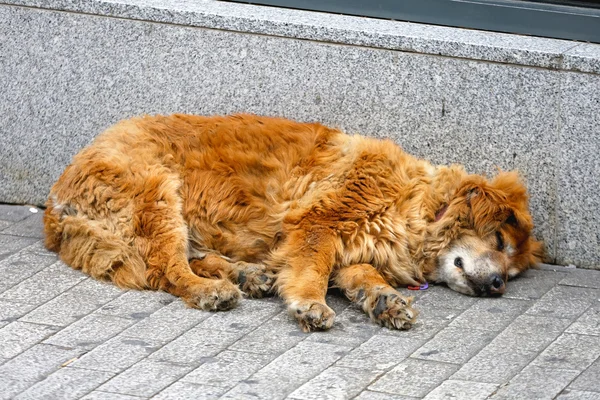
{"left": 233, "top": 262, "right": 275, "bottom": 298}
{"left": 288, "top": 301, "right": 336, "bottom": 332}
{"left": 183, "top": 279, "right": 242, "bottom": 311}
{"left": 363, "top": 289, "right": 417, "bottom": 330}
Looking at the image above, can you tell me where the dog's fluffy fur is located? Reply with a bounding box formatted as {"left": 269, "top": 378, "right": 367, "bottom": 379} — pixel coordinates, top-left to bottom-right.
{"left": 44, "top": 114, "right": 543, "bottom": 331}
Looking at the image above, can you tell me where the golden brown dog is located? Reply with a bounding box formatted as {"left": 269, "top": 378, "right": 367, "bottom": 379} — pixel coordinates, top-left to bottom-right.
{"left": 44, "top": 114, "right": 543, "bottom": 332}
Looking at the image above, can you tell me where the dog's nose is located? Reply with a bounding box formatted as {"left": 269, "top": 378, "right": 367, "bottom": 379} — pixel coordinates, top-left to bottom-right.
{"left": 487, "top": 274, "right": 505, "bottom": 295}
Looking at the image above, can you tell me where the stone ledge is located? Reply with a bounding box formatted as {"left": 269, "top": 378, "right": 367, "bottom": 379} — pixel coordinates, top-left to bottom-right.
{"left": 6, "top": 0, "right": 600, "bottom": 74}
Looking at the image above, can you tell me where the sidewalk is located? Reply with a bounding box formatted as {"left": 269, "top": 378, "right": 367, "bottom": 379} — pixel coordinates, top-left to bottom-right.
{"left": 0, "top": 204, "right": 598, "bottom": 400}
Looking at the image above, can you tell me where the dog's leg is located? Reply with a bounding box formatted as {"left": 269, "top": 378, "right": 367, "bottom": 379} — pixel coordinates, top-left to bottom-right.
{"left": 333, "top": 263, "right": 418, "bottom": 330}
{"left": 188, "top": 253, "right": 275, "bottom": 298}
{"left": 273, "top": 229, "right": 337, "bottom": 332}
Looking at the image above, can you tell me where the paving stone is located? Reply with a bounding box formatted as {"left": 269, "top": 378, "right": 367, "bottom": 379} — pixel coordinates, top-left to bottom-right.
{"left": 448, "top": 298, "right": 531, "bottom": 332}
{"left": 195, "top": 297, "right": 282, "bottom": 334}
{"left": 503, "top": 269, "right": 569, "bottom": 300}
{"left": 556, "top": 390, "right": 600, "bottom": 399}
{"left": 148, "top": 327, "right": 245, "bottom": 365}
{"left": 353, "top": 391, "right": 420, "bottom": 400}
{"left": 288, "top": 366, "right": 382, "bottom": 400}
{"left": 70, "top": 335, "right": 163, "bottom": 373}
{"left": 0, "top": 234, "right": 38, "bottom": 261}
{"left": 153, "top": 381, "right": 227, "bottom": 400}
{"left": 20, "top": 279, "right": 125, "bottom": 326}
{"left": 490, "top": 365, "right": 580, "bottom": 399}
{"left": 525, "top": 285, "right": 600, "bottom": 320}
{"left": 423, "top": 380, "right": 498, "bottom": 400}
{"left": 0, "top": 249, "right": 59, "bottom": 293}
{"left": 0, "top": 344, "right": 85, "bottom": 399}
{"left": 81, "top": 391, "right": 149, "bottom": 400}
{"left": 569, "top": 358, "right": 600, "bottom": 392}
{"left": 43, "top": 314, "right": 135, "bottom": 350}
{"left": 2, "top": 212, "right": 44, "bottom": 238}
{"left": 97, "top": 290, "right": 175, "bottom": 321}
{"left": 0, "top": 261, "right": 87, "bottom": 306}
{"left": 451, "top": 314, "right": 571, "bottom": 384}
{"left": 0, "top": 220, "right": 11, "bottom": 231}
{"left": 0, "top": 321, "right": 59, "bottom": 359}
{"left": 0, "top": 299, "right": 36, "bottom": 328}
{"left": 532, "top": 333, "right": 600, "bottom": 371}
{"left": 305, "top": 305, "right": 383, "bottom": 347}
{"left": 121, "top": 300, "right": 211, "bottom": 343}
{"left": 97, "top": 359, "right": 192, "bottom": 397}
{"left": 560, "top": 269, "right": 600, "bottom": 289}
{"left": 0, "top": 205, "right": 37, "bottom": 222}
{"left": 336, "top": 334, "right": 424, "bottom": 372}
{"left": 380, "top": 305, "right": 458, "bottom": 342}
{"left": 404, "top": 286, "right": 477, "bottom": 311}
{"left": 369, "top": 358, "right": 459, "bottom": 397}
{"left": 410, "top": 326, "right": 497, "bottom": 364}
{"left": 566, "top": 300, "right": 600, "bottom": 336}
{"left": 182, "top": 350, "right": 275, "bottom": 388}
{"left": 221, "top": 341, "right": 353, "bottom": 400}
{"left": 14, "top": 366, "right": 114, "bottom": 400}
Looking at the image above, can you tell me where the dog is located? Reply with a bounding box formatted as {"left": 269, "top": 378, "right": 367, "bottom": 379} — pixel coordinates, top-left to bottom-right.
{"left": 44, "top": 114, "right": 543, "bottom": 332}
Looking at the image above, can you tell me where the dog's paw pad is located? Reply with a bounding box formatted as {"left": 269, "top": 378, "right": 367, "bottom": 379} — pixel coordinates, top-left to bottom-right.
{"left": 184, "top": 280, "right": 242, "bottom": 311}
{"left": 367, "top": 291, "right": 417, "bottom": 330}
{"left": 234, "top": 262, "right": 275, "bottom": 298}
{"left": 289, "top": 301, "right": 336, "bottom": 332}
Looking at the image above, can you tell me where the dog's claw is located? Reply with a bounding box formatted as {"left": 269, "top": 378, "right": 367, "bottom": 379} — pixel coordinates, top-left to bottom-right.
{"left": 289, "top": 301, "right": 336, "bottom": 332}
{"left": 364, "top": 289, "right": 417, "bottom": 330}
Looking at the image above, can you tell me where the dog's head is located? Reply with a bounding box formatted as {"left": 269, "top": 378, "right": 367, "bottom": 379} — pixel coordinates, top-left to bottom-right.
{"left": 429, "top": 171, "right": 544, "bottom": 296}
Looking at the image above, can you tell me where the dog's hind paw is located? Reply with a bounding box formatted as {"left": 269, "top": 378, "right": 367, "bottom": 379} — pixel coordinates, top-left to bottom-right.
{"left": 288, "top": 301, "right": 336, "bottom": 332}
{"left": 233, "top": 262, "right": 275, "bottom": 298}
{"left": 364, "top": 289, "right": 417, "bottom": 330}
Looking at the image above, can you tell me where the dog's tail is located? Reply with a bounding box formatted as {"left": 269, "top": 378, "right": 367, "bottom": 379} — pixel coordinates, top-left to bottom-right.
{"left": 44, "top": 201, "right": 148, "bottom": 290}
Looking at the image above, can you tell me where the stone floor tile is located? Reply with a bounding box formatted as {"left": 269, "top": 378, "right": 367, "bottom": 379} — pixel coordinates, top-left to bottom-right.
{"left": 556, "top": 389, "right": 600, "bottom": 399}
{"left": 195, "top": 297, "right": 282, "bottom": 334}
{"left": 0, "top": 205, "right": 38, "bottom": 222}
{"left": 0, "top": 220, "right": 11, "bottom": 231}
{"left": 525, "top": 285, "right": 600, "bottom": 320}
{"left": 0, "top": 234, "right": 38, "bottom": 262}
{"left": 121, "top": 300, "right": 212, "bottom": 343}
{"left": 153, "top": 381, "right": 227, "bottom": 400}
{"left": 70, "top": 335, "right": 163, "bottom": 373}
{"left": 81, "top": 391, "right": 149, "bottom": 400}
{"left": 336, "top": 334, "right": 424, "bottom": 372}
{"left": 288, "top": 366, "right": 382, "bottom": 400}
{"left": 423, "top": 380, "right": 498, "bottom": 400}
{"left": 368, "top": 358, "right": 459, "bottom": 398}
{"left": 304, "top": 305, "right": 383, "bottom": 347}
{"left": 405, "top": 285, "right": 477, "bottom": 310}
{"left": 560, "top": 269, "right": 600, "bottom": 289}
{"left": 221, "top": 341, "right": 353, "bottom": 400}
{"left": 148, "top": 327, "right": 245, "bottom": 365}
{"left": 0, "top": 250, "right": 59, "bottom": 294}
{"left": 20, "top": 279, "right": 125, "bottom": 326}
{"left": 410, "top": 326, "right": 497, "bottom": 364}
{"left": 2, "top": 213, "right": 44, "bottom": 238}
{"left": 448, "top": 297, "right": 531, "bottom": 332}
{"left": 503, "top": 269, "right": 569, "bottom": 300}
{"left": 0, "top": 344, "right": 85, "bottom": 399}
{"left": 182, "top": 350, "right": 275, "bottom": 388}
{"left": 353, "top": 391, "right": 420, "bottom": 400}
{"left": 532, "top": 333, "right": 600, "bottom": 371}
{"left": 43, "top": 314, "right": 135, "bottom": 350}
{"left": 0, "top": 299, "right": 36, "bottom": 328}
{"left": 380, "top": 305, "right": 458, "bottom": 342}
{"left": 0, "top": 321, "right": 59, "bottom": 359}
{"left": 14, "top": 366, "right": 114, "bottom": 400}
{"left": 0, "top": 261, "right": 87, "bottom": 306}
{"left": 566, "top": 301, "right": 600, "bottom": 336}
{"left": 97, "top": 290, "right": 175, "bottom": 320}
{"left": 568, "top": 357, "right": 600, "bottom": 392}
{"left": 97, "top": 359, "right": 192, "bottom": 397}
{"left": 489, "top": 365, "right": 580, "bottom": 399}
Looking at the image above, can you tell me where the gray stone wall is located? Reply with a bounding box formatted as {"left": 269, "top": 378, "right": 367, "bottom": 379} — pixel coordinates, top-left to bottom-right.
{"left": 0, "top": 4, "right": 598, "bottom": 267}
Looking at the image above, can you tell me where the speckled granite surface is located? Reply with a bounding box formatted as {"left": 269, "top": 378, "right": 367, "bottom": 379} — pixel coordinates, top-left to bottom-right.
{"left": 0, "top": 1, "right": 598, "bottom": 267}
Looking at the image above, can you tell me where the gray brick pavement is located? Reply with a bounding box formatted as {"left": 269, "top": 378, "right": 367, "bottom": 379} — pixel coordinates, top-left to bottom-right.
{"left": 0, "top": 204, "right": 599, "bottom": 399}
